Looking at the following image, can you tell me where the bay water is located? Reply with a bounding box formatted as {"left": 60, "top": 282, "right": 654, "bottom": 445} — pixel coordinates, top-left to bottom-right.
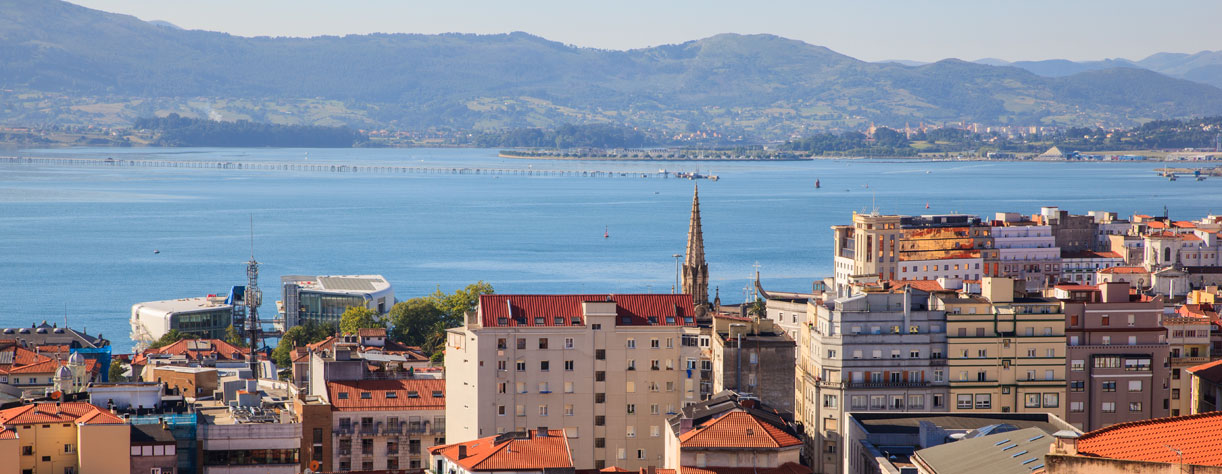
{"left": 1, "top": 147, "right": 1216, "bottom": 351}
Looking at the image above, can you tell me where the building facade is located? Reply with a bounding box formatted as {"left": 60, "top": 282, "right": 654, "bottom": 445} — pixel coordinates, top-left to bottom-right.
{"left": 795, "top": 288, "right": 949, "bottom": 474}
{"left": 1063, "top": 282, "right": 1170, "bottom": 431}
{"left": 710, "top": 315, "right": 795, "bottom": 414}
{"left": 445, "top": 294, "right": 704, "bottom": 470}
{"left": 277, "top": 275, "right": 393, "bottom": 331}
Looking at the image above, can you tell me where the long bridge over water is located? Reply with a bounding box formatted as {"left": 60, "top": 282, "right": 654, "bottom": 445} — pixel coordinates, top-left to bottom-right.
{"left": 0, "top": 155, "right": 708, "bottom": 179}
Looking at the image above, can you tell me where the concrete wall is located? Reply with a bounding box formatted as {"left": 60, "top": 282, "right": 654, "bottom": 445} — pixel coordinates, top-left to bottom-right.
{"left": 0, "top": 435, "right": 17, "bottom": 474}
{"left": 1045, "top": 454, "right": 1222, "bottom": 474}
{"left": 78, "top": 423, "right": 132, "bottom": 474}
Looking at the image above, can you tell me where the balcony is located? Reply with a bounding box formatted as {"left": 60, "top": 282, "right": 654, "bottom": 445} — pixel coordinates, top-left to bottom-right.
{"left": 847, "top": 381, "right": 931, "bottom": 389}
{"left": 1173, "top": 356, "right": 1209, "bottom": 365}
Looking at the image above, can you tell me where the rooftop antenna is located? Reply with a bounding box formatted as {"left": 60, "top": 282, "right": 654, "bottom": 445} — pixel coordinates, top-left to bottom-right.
{"left": 245, "top": 215, "right": 263, "bottom": 377}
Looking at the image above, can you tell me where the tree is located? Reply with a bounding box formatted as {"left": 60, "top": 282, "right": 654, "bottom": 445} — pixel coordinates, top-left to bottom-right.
{"left": 387, "top": 298, "right": 446, "bottom": 347}
{"left": 428, "top": 281, "right": 495, "bottom": 326}
{"left": 108, "top": 360, "right": 126, "bottom": 382}
{"left": 748, "top": 297, "right": 766, "bottom": 317}
{"left": 271, "top": 321, "right": 335, "bottom": 368}
{"left": 339, "top": 306, "right": 384, "bottom": 335}
{"left": 224, "top": 324, "right": 247, "bottom": 347}
{"left": 148, "top": 329, "right": 196, "bottom": 349}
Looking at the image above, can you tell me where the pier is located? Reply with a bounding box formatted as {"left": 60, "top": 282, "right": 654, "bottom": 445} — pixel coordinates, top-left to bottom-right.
{"left": 0, "top": 155, "right": 711, "bottom": 179}
{"left": 1154, "top": 166, "right": 1222, "bottom": 180}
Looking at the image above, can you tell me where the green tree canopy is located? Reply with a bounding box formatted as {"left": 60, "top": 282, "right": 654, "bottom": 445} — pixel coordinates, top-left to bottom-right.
{"left": 108, "top": 360, "right": 126, "bottom": 382}
{"left": 224, "top": 324, "right": 247, "bottom": 348}
{"left": 429, "top": 281, "right": 495, "bottom": 326}
{"left": 271, "top": 321, "right": 336, "bottom": 368}
{"left": 339, "top": 306, "right": 384, "bottom": 335}
{"left": 387, "top": 298, "right": 447, "bottom": 347}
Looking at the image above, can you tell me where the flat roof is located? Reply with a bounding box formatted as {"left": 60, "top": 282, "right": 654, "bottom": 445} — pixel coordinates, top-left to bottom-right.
{"left": 852, "top": 412, "right": 1064, "bottom": 435}
{"left": 282, "top": 275, "right": 391, "bottom": 294}
{"left": 133, "top": 296, "right": 231, "bottom": 315}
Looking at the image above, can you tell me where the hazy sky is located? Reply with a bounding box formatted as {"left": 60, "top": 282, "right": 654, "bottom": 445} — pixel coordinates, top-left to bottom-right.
{"left": 70, "top": 0, "right": 1222, "bottom": 62}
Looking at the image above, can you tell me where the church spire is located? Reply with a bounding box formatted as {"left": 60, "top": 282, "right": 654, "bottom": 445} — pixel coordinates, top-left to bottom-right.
{"left": 682, "top": 185, "right": 709, "bottom": 309}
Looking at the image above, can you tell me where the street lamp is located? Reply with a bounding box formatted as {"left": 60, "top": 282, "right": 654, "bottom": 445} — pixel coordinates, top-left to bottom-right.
{"left": 672, "top": 253, "right": 682, "bottom": 294}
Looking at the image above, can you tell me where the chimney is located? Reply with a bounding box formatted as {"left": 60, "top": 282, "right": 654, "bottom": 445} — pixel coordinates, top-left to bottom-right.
{"left": 458, "top": 445, "right": 468, "bottom": 459}
{"left": 1050, "top": 430, "right": 1080, "bottom": 456}
{"left": 648, "top": 466, "right": 657, "bottom": 474}
{"left": 680, "top": 418, "right": 694, "bottom": 434}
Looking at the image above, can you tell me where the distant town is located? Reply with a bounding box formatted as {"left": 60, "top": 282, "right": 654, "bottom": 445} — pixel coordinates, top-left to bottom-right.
{"left": 7, "top": 189, "right": 1222, "bottom": 473}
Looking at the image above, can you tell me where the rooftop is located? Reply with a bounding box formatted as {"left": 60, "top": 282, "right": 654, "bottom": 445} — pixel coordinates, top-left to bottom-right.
{"left": 851, "top": 412, "right": 1066, "bottom": 436}
{"left": 0, "top": 402, "right": 124, "bottom": 425}
{"left": 477, "top": 294, "right": 696, "bottom": 328}
{"left": 678, "top": 411, "right": 801, "bottom": 449}
{"left": 1186, "top": 359, "right": 1222, "bottom": 384}
{"left": 327, "top": 379, "right": 444, "bottom": 411}
{"left": 913, "top": 426, "right": 1052, "bottom": 474}
{"left": 1075, "top": 411, "right": 1222, "bottom": 466}
{"left": 429, "top": 429, "right": 572, "bottom": 471}
{"left": 132, "top": 296, "right": 231, "bottom": 315}
{"left": 283, "top": 275, "right": 391, "bottom": 294}
{"left": 678, "top": 463, "right": 809, "bottom": 474}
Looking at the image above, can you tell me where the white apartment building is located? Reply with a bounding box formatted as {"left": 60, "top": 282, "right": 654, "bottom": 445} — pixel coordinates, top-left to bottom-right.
{"left": 991, "top": 223, "right": 1061, "bottom": 290}
{"left": 445, "top": 294, "right": 705, "bottom": 470}
{"left": 795, "top": 288, "right": 949, "bottom": 474}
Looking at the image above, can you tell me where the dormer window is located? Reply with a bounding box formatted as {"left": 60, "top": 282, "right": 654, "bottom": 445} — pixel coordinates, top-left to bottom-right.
{"left": 407, "top": 391, "right": 420, "bottom": 398}
{"left": 338, "top": 392, "right": 349, "bottom": 399}
{"left": 385, "top": 392, "right": 398, "bottom": 399}
{"left": 647, "top": 316, "right": 659, "bottom": 324}
{"left": 497, "top": 317, "right": 508, "bottom": 325}
{"left": 433, "top": 391, "right": 443, "bottom": 398}
{"left": 360, "top": 392, "right": 372, "bottom": 399}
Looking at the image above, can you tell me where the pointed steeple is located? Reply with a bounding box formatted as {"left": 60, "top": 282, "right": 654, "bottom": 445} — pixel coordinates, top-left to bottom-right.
{"left": 682, "top": 185, "right": 709, "bottom": 309}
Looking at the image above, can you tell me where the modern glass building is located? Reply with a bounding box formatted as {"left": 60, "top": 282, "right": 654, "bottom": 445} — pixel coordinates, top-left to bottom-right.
{"left": 276, "top": 275, "right": 393, "bottom": 331}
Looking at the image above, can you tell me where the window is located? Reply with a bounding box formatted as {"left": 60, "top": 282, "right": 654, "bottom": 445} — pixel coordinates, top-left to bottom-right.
{"left": 637, "top": 449, "right": 646, "bottom": 460}
{"left": 1095, "top": 356, "right": 1121, "bottom": 368}
{"left": 1101, "top": 315, "right": 1110, "bottom": 326}
{"left": 1043, "top": 393, "right": 1059, "bottom": 408}
{"left": 910, "top": 350, "right": 920, "bottom": 358}
{"left": 627, "top": 338, "right": 636, "bottom": 349}
{"left": 824, "top": 394, "right": 838, "bottom": 408}
{"left": 564, "top": 360, "right": 574, "bottom": 371}
{"left": 1069, "top": 381, "right": 1084, "bottom": 392}
{"left": 595, "top": 371, "right": 605, "bottom": 381}
{"left": 1071, "top": 360, "right": 1084, "bottom": 371}
{"left": 517, "top": 338, "right": 526, "bottom": 349}
{"left": 957, "top": 394, "right": 973, "bottom": 409}
{"left": 497, "top": 338, "right": 507, "bottom": 349}
{"left": 1102, "top": 381, "right": 1116, "bottom": 392}
{"left": 1025, "top": 393, "right": 1041, "bottom": 408}
{"left": 908, "top": 394, "right": 924, "bottom": 409}
{"left": 1045, "top": 370, "right": 1054, "bottom": 381}
{"left": 516, "top": 361, "right": 526, "bottom": 371}
{"left": 1129, "top": 402, "right": 1143, "bottom": 412}
{"left": 626, "top": 404, "right": 636, "bottom": 414}
{"left": 539, "top": 405, "right": 549, "bottom": 416}
{"left": 538, "top": 382, "right": 550, "bottom": 393}
{"left": 1070, "top": 401, "right": 1084, "bottom": 413}
{"left": 565, "top": 338, "right": 574, "bottom": 349}
{"left": 540, "top": 360, "right": 550, "bottom": 371}
{"left": 516, "top": 405, "right": 525, "bottom": 416}
{"left": 650, "top": 338, "right": 660, "bottom": 348}
{"left": 497, "top": 360, "right": 506, "bottom": 371}
{"left": 564, "top": 381, "right": 574, "bottom": 393}
{"left": 909, "top": 325, "right": 920, "bottom": 334}
{"left": 1125, "top": 358, "right": 1152, "bottom": 371}
{"left": 1129, "top": 380, "right": 1143, "bottom": 392}
{"left": 975, "top": 394, "right": 991, "bottom": 409}
{"left": 626, "top": 425, "right": 635, "bottom": 437}
{"left": 595, "top": 349, "right": 605, "bottom": 360}
{"left": 539, "top": 338, "right": 549, "bottom": 349}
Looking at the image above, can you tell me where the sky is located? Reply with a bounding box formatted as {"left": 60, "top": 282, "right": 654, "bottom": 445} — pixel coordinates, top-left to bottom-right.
{"left": 69, "top": 0, "right": 1222, "bottom": 63}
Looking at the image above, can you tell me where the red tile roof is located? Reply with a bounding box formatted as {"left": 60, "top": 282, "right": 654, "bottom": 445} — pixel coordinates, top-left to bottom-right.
{"left": 0, "top": 426, "right": 16, "bottom": 439}
{"left": 1186, "top": 359, "right": 1222, "bottom": 384}
{"left": 430, "top": 430, "right": 572, "bottom": 471}
{"left": 1098, "top": 266, "right": 1147, "bottom": 275}
{"left": 135, "top": 339, "right": 250, "bottom": 366}
{"left": 0, "top": 402, "right": 124, "bottom": 425}
{"left": 1055, "top": 284, "right": 1099, "bottom": 291}
{"left": 1061, "top": 250, "right": 1124, "bottom": 259}
{"left": 679, "top": 463, "right": 810, "bottom": 474}
{"left": 1147, "top": 221, "right": 1168, "bottom": 229}
{"left": 327, "top": 379, "right": 444, "bottom": 411}
{"left": 1075, "top": 411, "right": 1222, "bottom": 466}
{"left": 478, "top": 294, "right": 695, "bottom": 328}
{"left": 678, "top": 411, "right": 802, "bottom": 449}
{"left": 887, "top": 280, "right": 948, "bottom": 292}
{"left": 357, "top": 328, "right": 387, "bottom": 337}
{"left": 1174, "top": 221, "right": 1198, "bottom": 228}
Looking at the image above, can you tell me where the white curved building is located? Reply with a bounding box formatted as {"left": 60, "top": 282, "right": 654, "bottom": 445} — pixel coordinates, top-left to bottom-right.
{"left": 130, "top": 295, "right": 234, "bottom": 349}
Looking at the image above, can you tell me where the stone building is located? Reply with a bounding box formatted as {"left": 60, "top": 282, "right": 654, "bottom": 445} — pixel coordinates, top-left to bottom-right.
{"left": 710, "top": 314, "right": 795, "bottom": 413}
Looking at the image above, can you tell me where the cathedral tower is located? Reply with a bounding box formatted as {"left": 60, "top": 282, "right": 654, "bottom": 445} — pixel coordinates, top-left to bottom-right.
{"left": 682, "top": 185, "right": 709, "bottom": 308}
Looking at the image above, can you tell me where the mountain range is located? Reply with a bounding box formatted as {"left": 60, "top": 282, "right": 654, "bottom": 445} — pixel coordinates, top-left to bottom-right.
{"left": 3, "top": 0, "right": 1222, "bottom": 140}
{"left": 901, "top": 52, "right": 1222, "bottom": 88}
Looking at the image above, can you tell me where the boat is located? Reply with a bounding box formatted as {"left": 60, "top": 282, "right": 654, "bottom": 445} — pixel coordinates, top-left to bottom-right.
{"left": 925, "top": 202, "right": 930, "bottom": 209}
{"left": 604, "top": 226, "right": 609, "bottom": 239}
{"left": 153, "top": 249, "right": 160, "bottom": 254}
{"left": 815, "top": 179, "right": 821, "bottom": 189}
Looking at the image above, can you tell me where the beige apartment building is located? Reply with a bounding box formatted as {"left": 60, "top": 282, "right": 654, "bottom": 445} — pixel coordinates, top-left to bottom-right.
{"left": 937, "top": 277, "right": 1067, "bottom": 417}
{"left": 445, "top": 294, "right": 705, "bottom": 470}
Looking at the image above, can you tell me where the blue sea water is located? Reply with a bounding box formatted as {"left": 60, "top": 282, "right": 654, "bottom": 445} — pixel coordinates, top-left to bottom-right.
{"left": 1, "top": 147, "right": 1218, "bottom": 351}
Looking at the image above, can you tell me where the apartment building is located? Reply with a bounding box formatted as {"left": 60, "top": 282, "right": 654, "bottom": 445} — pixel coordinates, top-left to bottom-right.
{"left": 1063, "top": 282, "right": 1169, "bottom": 431}
{"left": 327, "top": 378, "right": 446, "bottom": 472}
{"left": 1060, "top": 250, "right": 1125, "bottom": 285}
{"left": 445, "top": 294, "right": 704, "bottom": 470}
{"left": 1165, "top": 305, "right": 1212, "bottom": 416}
{"left": 0, "top": 402, "right": 131, "bottom": 474}
{"left": 710, "top": 315, "right": 795, "bottom": 413}
{"left": 936, "top": 277, "right": 1066, "bottom": 417}
{"left": 430, "top": 429, "right": 574, "bottom": 474}
{"left": 795, "top": 287, "right": 949, "bottom": 474}
{"left": 990, "top": 218, "right": 1060, "bottom": 291}
{"left": 662, "top": 393, "right": 803, "bottom": 473}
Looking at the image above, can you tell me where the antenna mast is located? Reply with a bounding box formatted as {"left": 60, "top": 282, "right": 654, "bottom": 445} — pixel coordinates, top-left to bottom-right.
{"left": 245, "top": 215, "right": 262, "bottom": 377}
